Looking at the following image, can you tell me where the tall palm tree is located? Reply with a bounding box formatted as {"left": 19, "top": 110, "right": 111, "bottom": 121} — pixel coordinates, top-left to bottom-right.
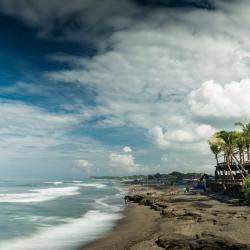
{"left": 234, "top": 131, "right": 249, "bottom": 178}
{"left": 235, "top": 131, "right": 245, "bottom": 164}
{"left": 235, "top": 122, "right": 250, "bottom": 161}
{"left": 214, "top": 131, "right": 238, "bottom": 180}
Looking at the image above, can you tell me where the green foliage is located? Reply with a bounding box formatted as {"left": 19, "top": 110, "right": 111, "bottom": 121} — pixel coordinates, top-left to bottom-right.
{"left": 214, "top": 130, "right": 238, "bottom": 155}
{"left": 235, "top": 121, "right": 250, "bottom": 137}
{"left": 235, "top": 131, "right": 245, "bottom": 152}
{"left": 242, "top": 176, "right": 250, "bottom": 202}
{"left": 208, "top": 122, "right": 250, "bottom": 157}
{"left": 209, "top": 143, "right": 221, "bottom": 155}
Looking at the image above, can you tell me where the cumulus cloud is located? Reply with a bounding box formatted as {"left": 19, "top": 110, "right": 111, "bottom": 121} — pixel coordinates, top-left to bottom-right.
{"left": 109, "top": 152, "right": 140, "bottom": 172}
{"left": 74, "top": 159, "right": 92, "bottom": 173}
{"left": 109, "top": 146, "right": 141, "bottom": 173}
{"left": 122, "top": 146, "right": 132, "bottom": 153}
{"left": 149, "top": 123, "right": 215, "bottom": 150}
{"left": 189, "top": 79, "right": 250, "bottom": 119}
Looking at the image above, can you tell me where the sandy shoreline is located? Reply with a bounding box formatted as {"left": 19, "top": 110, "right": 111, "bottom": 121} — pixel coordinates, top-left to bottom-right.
{"left": 81, "top": 185, "right": 250, "bottom": 250}
{"left": 81, "top": 203, "right": 161, "bottom": 250}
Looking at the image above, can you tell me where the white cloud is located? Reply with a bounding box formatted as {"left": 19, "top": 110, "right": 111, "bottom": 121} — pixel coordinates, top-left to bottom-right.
{"left": 122, "top": 146, "right": 132, "bottom": 153}
{"left": 0, "top": 100, "right": 113, "bottom": 175}
{"left": 189, "top": 79, "right": 250, "bottom": 119}
{"left": 0, "top": 100, "right": 78, "bottom": 153}
{"left": 74, "top": 159, "right": 92, "bottom": 173}
{"left": 109, "top": 152, "right": 139, "bottom": 172}
{"left": 149, "top": 123, "right": 215, "bottom": 150}
{"left": 149, "top": 126, "right": 170, "bottom": 147}
{"left": 75, "top": 159, "right": 91, "bottom": 167}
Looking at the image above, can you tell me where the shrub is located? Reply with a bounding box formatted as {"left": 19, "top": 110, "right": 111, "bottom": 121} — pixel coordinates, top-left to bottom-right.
{"left": 242, "top": 176, "right": 250, "bottom": 202}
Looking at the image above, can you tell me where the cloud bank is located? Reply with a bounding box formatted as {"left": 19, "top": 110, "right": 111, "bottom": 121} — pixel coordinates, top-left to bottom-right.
{"left": 1, "top": 0, "right": 250, "bottom": 175}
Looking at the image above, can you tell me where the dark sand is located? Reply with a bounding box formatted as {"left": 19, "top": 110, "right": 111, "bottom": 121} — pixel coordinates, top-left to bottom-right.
{"left": 82, "top": 186, "right": 250, "bottom": 250}
{"left": 82, "top": 203, "right": 161, "bottom": 250}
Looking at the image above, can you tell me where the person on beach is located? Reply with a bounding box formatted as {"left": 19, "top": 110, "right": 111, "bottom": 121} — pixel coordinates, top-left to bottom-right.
{"left": 124, "top": 196, "right": 129, "bottom": 206}
{"left": 183, "top": 186, "right": 190, "bottom": 193}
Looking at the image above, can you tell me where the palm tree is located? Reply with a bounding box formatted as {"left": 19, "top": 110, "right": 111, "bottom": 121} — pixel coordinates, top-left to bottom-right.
{"left": 208, "top": 124, "right": 249, "bottom": 182}
{"left": 235, "top": 122, "right": 250, "bottom": 161}
{"left": 233, "top": 131, "right": 249, "bottom": 178}
{"left": 235, "top": 131, "right": 245, "bottom": 164}
{"left": 214, "top": 131, "right": 238, "bottom": 180}
{"left": 209, "top": 143, "right": 221, "bottom": 165}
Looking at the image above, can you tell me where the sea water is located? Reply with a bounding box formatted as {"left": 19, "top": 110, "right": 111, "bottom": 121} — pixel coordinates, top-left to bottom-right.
{"left": 0, "top": 178, "right": 127, "bottom": 250}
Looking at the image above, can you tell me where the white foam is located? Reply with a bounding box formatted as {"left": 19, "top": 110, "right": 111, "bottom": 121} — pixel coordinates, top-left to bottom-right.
{"left": 115, "top": 186, "right": 128, "bottom": 196}
{"left": 72, "top": 181, "right": 82, "bottom": 183}
{"left": 74, "top": 183, "right": 107, "bottom": 189}
{"left": 0, "top": 186, "right": 80, "bottom": 203}
{"left": 96, "top": 196, "right": 111, "bottom": 208}
{"left": 28, "top": 216, "right": 68, "bottom": 224}
{"left": 0, "top": 211, "right": 122, "bottom": 250}
{"left": 43, "top": 181, "right": 63, "bottom": 185}
{"left": 95, "top": 196, "right": 121, "bottom": 212}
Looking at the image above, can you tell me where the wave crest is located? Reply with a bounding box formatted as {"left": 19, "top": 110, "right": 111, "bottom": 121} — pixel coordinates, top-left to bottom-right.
{"left": 0, "top": 211, "right": 122, "bottom": 250}
{"left": 74, "top": 183, "right": 107, "bottom": 189}
{"left": 0, "top": 186, "right": 80, "bottom": 203}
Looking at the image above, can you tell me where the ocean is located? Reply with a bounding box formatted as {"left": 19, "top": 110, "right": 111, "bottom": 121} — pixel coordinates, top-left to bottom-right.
{"left": 0, "top": 178, "right": 127, "bottom": 250}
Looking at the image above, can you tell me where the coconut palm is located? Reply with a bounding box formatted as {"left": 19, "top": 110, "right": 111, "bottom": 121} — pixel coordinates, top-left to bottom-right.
{"left": 235, "top": 131, "right": 245, "bottom": 164}
{"left": 235, "top": 122, "right": 250, "bottom": 161}
{"left": 208, "top": 132, "right": 225, "bottom": 164}
{"left": 233, "top": 131, "right": 249, "bottom": 178}
{"left": 214, "top": 130, "right": 248, "bottom": 180}
{"left": 214, "top": 131, "right": 238, "bottom": 180}
{"left": 209, "top": 143, "right": 221, "bottom": 165}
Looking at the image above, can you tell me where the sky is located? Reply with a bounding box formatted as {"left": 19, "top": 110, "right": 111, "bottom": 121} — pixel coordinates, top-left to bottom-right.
{"left": 1, "top": 0, "right": 250, "bottom": 178}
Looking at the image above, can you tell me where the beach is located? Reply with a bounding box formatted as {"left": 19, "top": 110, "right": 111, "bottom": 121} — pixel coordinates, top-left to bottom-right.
{"left": 82, "top": 185, "right": 250, "bottom": 250}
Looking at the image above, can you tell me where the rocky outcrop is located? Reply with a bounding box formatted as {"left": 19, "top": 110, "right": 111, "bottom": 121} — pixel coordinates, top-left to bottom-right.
{"left": 125, "top": 195, "right": 167, "bottom": 212}
{"left": 125, "top": 193, "right": 250, "bottom": 250}
{"left": 156, "top": 235, "right": 250, "bottom": 250}
{"left": 125, "top": 195, "right": 144, "bottom": 203}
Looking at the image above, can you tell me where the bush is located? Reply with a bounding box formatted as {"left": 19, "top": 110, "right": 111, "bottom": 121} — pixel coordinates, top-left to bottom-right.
{"left": 242, "top": 176, "right": 250, "bottom": 202}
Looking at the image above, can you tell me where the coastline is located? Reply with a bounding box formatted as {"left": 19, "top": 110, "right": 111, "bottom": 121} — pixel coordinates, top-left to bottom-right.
{"left": 81, "top": 185, "right": 162, "bottom": 250}
{"left": 81, "top": 203, "right": 161, "bottom": 250}
{"left": 81, "top": 185, "right": 250, "bottom": 250}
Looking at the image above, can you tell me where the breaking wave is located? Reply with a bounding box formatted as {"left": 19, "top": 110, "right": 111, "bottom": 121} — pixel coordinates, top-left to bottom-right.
{"left": 0, "top": 186, "right": 80, "bottom": 203}
{"left": 74, "top": 183, "right": 107, "bottom": 189}
{"left": 43, "top": 181, "right": 64, "bottom": 185}
{"left": 0, "top": 210, "right": 122, "bottom": 250}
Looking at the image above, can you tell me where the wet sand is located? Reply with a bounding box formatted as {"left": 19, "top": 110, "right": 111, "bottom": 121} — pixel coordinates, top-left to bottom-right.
{"left": 82, "top": 186, "right": 250, "bottom": 250}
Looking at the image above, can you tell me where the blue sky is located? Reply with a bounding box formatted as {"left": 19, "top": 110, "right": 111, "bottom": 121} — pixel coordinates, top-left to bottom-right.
{"left": 1, "top": 0, "right": 250, "bottom": 178}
